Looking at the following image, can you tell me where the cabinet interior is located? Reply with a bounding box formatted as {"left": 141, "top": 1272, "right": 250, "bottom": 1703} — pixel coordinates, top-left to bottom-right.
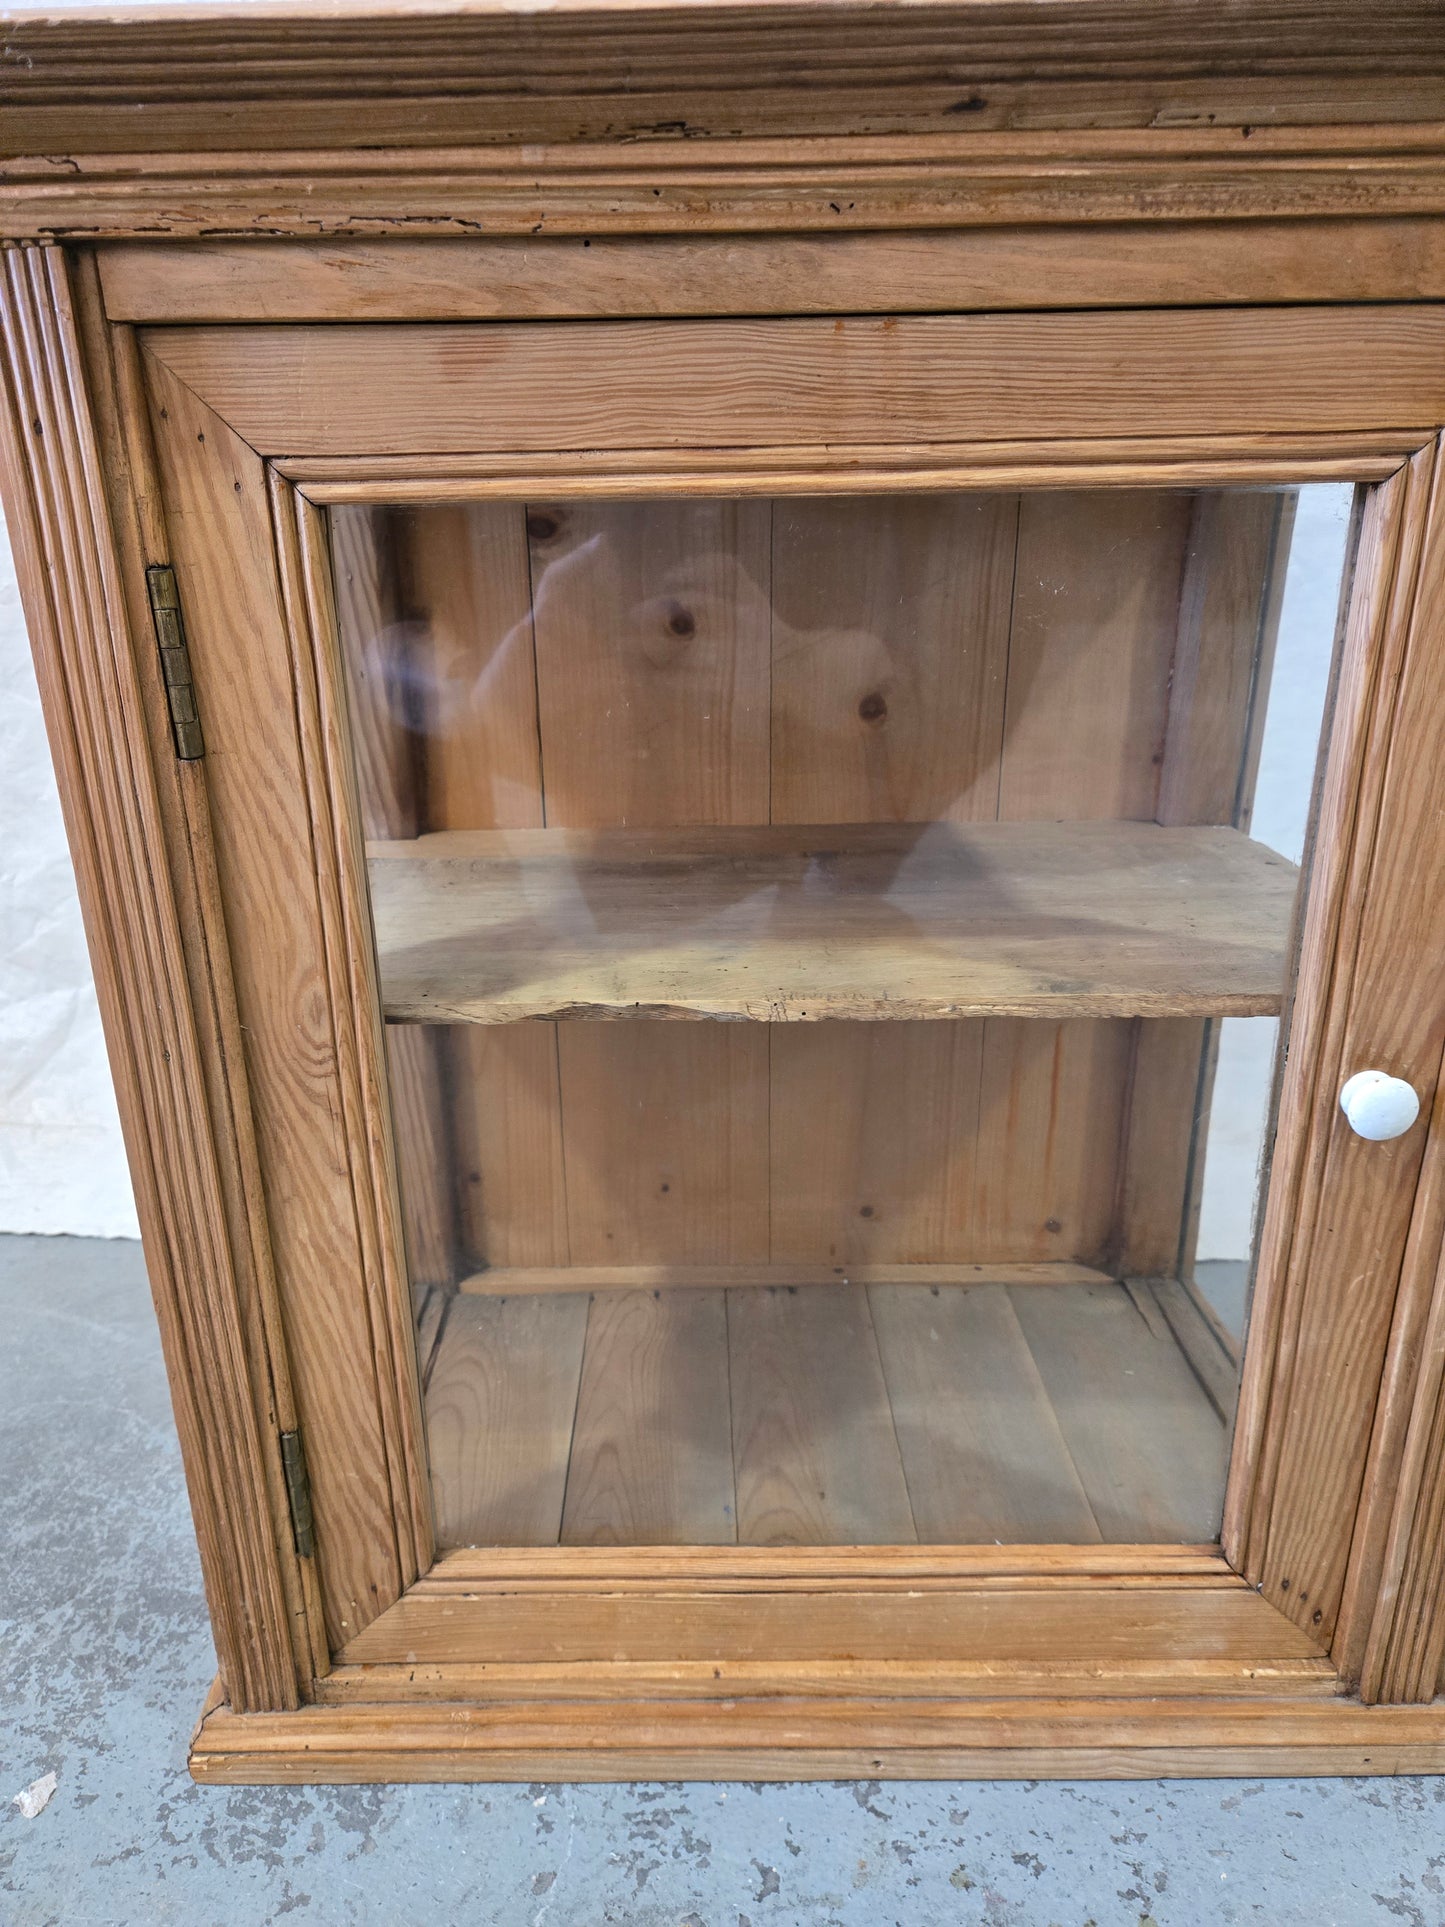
{"left": 330, "top": 486, "right": 1331, "bottom": 1553}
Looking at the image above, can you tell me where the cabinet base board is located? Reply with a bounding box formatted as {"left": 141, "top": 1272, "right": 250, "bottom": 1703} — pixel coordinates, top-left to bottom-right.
{"left": 190, "top": 1687, "right": 1445, "bottom": 1784}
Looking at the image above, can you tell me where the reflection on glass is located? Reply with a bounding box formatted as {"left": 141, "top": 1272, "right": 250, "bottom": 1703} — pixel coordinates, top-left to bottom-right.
{"left": 330, "top": 486, "right": 1354, "bottom": 1549}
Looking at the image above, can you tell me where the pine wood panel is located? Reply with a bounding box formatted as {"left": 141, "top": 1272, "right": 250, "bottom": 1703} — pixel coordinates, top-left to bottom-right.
{"left": 379, "top": 505, "right": 563, "bottom": 1279}
{"left": 1011, "top": 1282, "right": 1228, "bottom": 1542}
{"left": 558, "top": 1025, "right": 769, "bottom": 1265}
{"left": 399, "top": 503, "right": 544, "bottom": 833}
{"left": 96, "top": 224, "right": 1445, "bottom": 325}
{"left": 448, "top": 1025, "right": 569, "bottom": 1270}
{"left": 139, "top": 310, "right": 1445, "bottom": 458}
{"left": 869, "top": 1284, "right": 1103, "bottom": 1543}
{"left": 329, "top": 506, "right": 462, "bottom": 1291}
{"left": 769, "top": 1024, "right": 986, "bottom": 1265}
{"left": 525, "top": 499, "right": 773, "bottom": 1268}
{"left": 368, "top": 821, "right": 1298, "bottom": 1022}
{"left": 769, "top": 494, "right": 1016, "bottom": 824}
{"left": 729, "top": 1285, "right": 916, "bottom": 1545}
{"left": 1114, "top": 491, "right": 1296, "bottom": 1278}
{"left": 329, "top": 506, "right": 419, "bottom": 840}
{"left": 972, "top": 1021, "right": 1134, "bottom": 1267}
{"left": 997, "top": 491, "right": 1189, "bottom": 821}
{"left": 1157, "top": 491, "right": 1291, "bottom": 829}
{"left": 561, "top": 1290, "right": 736, "bottom": 1545}
{"left": 527, "top": 497, "right": 771, "bottom": 830}
{"left": 380, "top": 1026, "right": 457, "bottom": 1291}
{"left": 1112, "top": 1018, "right": 1212, "bottom": 1279}
{"left": 427, "top": 1291, "right": 590, "bottom": 1547}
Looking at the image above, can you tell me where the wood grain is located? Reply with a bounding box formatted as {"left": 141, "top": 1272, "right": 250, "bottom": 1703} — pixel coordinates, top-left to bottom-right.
{"left": 398, "top": 503, "right": 544, "bottom": 834}
{"left": 1010, "top": 1283, "right": 1228, "bottom": 1542}
{"left": 997, "top": 491, "right": 1188, "bottom": 821}
{"left": 458, "top": 1260, "right": 1115, "bottom": 1293}
{"left": 729, "top": 1285, "right": 916, "bottom": 1545}
{"left": 869, "top": 1284, "right": 1102, "bottom": 1543}
{"left": 96, "top": 223, "right": 1445, "bottom": 325}
{"left": 20, "top": 3, "right": 1445, "bottom": 173}
{"left": 0, "top": 244, "right": 301, "bottom": 1712}
{"left": 769, "top": 494, "right": 1016, "bottom": 824}
{"left": 768, "top": 1024, "right": 986, "bottom": 1265}
{"left": 188, "top": 1690, "right": 1445, "bottom": 1785}
{"left": 315, "top": 1651, "right": 1340, "bottom": 1704}
{"left": 140, "top": 310, "right": 1445, "bottom": 458}
{"left": 342, "top": 1580, "right": 1317, "bottom": 1666}
{"left": 367, "top": 821, "right": 1299, "bottom": 1023}
{"left": 15, "top": 128, "right": 1445, "bottom": 243}
{"left": 142, "top": 348, "right": 422, "bottom": 1653}
{"left": 1157, "top": 491, "right": 1291, "bottom": 829}
{"left": 448, "top": 1024, "right": 570, "bottom": 1270}
{"left": 329, "top": 504, "right": 462, "bottom": 1290}
{"left": 528, "top": 497, "right": 771, "bottom": 830}
{"left": 1149, "top": 1276, "right": 1241, "bottom": 1426}
{"left": 971, "top": 1020, "right": 1133, "bottom": 1267}
{"left": 558, "top": 1026, "right": 769, "bottom": 1265}
{"left": 286, "top": 436, "right": 1411, "bottom": 501}
{"left": 276, "top": 485, "right": 438, "bottom": 1608}
{"left": 561, "top": 1290, "right": 736, "bottom": 1545}
{"left": 1234, "top": 442, "right": 1445, "bottom": 1649}
{"left": 426, "top": 1290, "right": 590, "bottom": 1547}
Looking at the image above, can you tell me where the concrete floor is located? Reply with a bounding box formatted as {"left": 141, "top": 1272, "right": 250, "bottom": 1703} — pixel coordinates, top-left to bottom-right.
{"left": 3, "top": 1235, "right": 1444, "bottom": 1927}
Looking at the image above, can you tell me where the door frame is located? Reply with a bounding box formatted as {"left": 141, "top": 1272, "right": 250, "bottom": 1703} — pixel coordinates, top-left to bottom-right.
{"left": 9, "top": 242, "right": 1445, "bottom": 1777}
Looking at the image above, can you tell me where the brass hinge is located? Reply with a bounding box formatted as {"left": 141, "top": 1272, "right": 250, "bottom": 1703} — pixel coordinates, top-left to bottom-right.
{"left": 279, "top": 1429, "right": 315, "bottom": 1559}
{"left": 145, "top": 564, "right": 205, "bottom": 761}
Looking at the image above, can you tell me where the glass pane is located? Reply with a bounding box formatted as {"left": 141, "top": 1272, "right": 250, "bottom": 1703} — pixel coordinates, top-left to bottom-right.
{"left": 330, "top": 486, "right": 1356, "bottom": 1548}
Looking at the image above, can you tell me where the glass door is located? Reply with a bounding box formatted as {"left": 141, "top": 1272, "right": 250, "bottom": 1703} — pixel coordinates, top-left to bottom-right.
{"left": 327, "top": 483, "right": 1355, "bottom": 1551}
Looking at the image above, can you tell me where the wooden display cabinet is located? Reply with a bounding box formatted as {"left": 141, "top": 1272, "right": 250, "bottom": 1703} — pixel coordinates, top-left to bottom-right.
{"left": 7, "top": 0, "right": 1445, "bottom": 1783}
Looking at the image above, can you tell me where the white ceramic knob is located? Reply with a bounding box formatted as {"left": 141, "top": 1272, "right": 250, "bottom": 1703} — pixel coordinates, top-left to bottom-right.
{"left": 1339, "top": 1070, "right": 1421, "bottom": 1141}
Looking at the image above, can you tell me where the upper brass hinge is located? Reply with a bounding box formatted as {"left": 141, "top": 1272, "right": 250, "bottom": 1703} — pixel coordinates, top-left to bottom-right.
{"left": 279, "top": 1428, "right": 315, "bottom": 1559}
{"left": 145, "top": 564, "right": 205, "bottom": 761}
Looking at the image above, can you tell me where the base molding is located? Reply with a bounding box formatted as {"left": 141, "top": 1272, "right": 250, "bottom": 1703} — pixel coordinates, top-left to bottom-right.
{"left": 189, "top": 1687, "right": 1445, "bottom": 1784}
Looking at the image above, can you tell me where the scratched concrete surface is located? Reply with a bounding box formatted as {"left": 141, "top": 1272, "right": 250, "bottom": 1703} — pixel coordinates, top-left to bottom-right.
{"left": 3, "top": 1233, "right": 1444, "bottom": 1927}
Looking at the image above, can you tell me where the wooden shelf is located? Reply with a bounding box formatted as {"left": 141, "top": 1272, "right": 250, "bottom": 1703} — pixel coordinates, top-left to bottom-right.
{"left": 368, "top": 820, "right": 1298, "bottom": 1025}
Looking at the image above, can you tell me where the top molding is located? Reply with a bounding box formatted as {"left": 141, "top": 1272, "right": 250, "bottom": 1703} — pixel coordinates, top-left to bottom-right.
{"left": 3, "top": 0, "right": 1445, "bottom": 239}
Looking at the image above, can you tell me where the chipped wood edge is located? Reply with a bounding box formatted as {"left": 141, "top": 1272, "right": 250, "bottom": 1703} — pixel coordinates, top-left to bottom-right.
{"left": 8, "top": 127, "right": 1445, "bottom": 242}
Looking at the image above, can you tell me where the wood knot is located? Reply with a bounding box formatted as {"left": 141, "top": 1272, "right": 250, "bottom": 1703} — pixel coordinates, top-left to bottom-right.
{"left": 526, "top": 510, "right": 562, "bottom": 542}
{"left": 664, "top": 602, "right": 697, "bottom": 639}
{"left": 858, "top": 691, "right": 888, "bottom": 724}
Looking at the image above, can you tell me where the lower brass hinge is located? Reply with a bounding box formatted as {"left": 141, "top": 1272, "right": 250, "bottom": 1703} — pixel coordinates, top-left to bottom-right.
{"left": 279, "top": 1429, "right": 315, "bottom": 1559}
{"left": 145, "top": 564, "right": 205, "bottom": 761}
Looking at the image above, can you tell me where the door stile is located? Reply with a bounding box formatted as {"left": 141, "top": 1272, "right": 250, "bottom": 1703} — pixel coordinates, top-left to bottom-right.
{"left": 1346, "top": 1090, "right": 1445, "bottom": 1699}
{"left": 1227, "top": 439, "right": 1445, "bottom": 1650}
{"left": 140, "top": 352, "right": 424, "bottom": 1653}
{"left": 268, "top": 477, "right": 435, "bottom": 1591}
